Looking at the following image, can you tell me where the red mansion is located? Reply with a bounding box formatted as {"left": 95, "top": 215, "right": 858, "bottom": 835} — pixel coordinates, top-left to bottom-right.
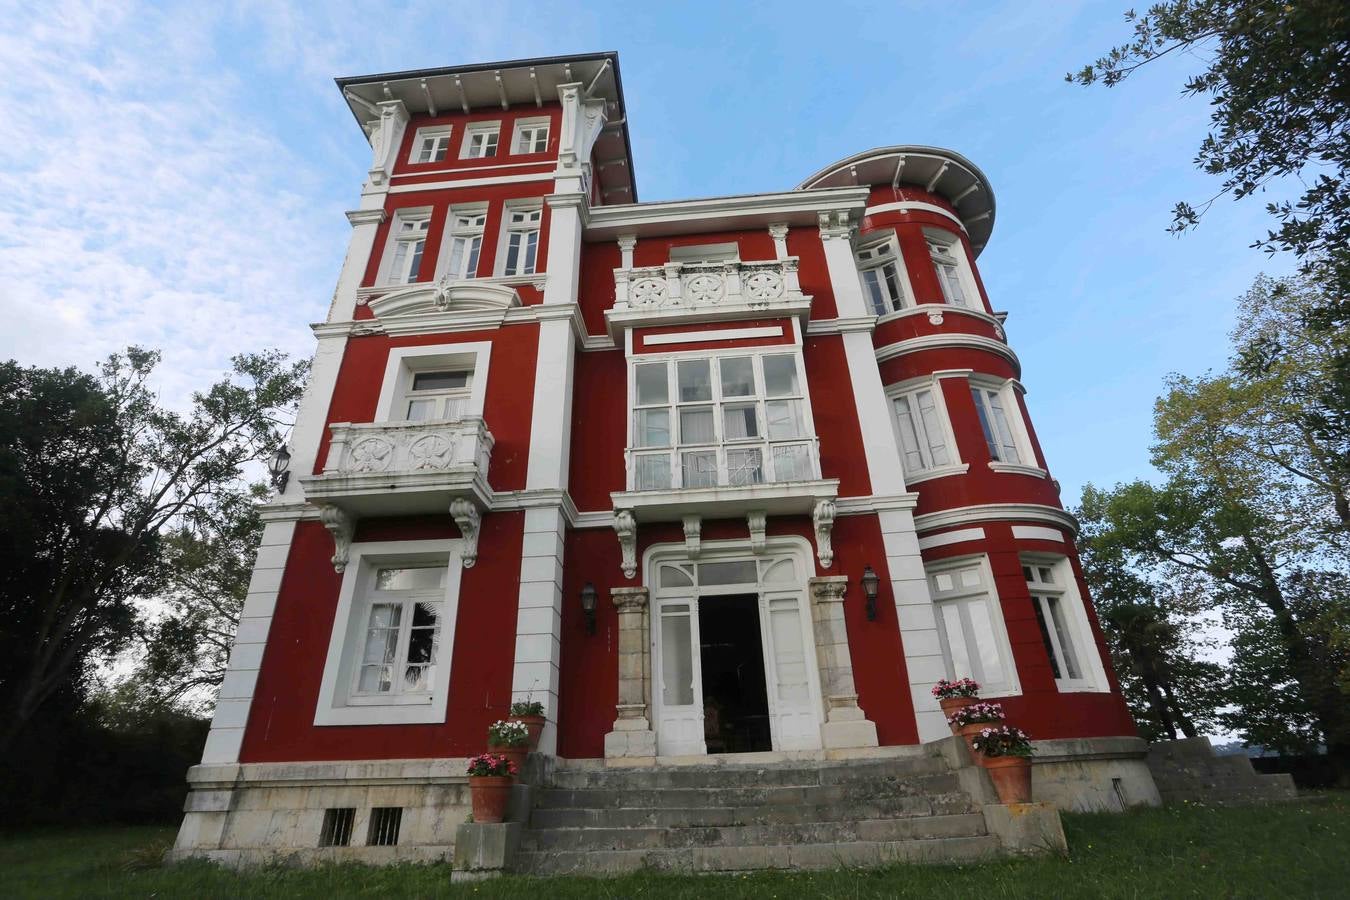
{"left": 175, "top": 52, "right": 1161, "bottom": 869}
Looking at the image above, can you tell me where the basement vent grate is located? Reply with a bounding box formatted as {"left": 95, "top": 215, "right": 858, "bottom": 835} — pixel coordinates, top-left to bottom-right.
{"left": 368, "top": 806, "right": 403, "bottom": 846}
{"left": 319, "top": 807, "right": 356, "bottom": 847}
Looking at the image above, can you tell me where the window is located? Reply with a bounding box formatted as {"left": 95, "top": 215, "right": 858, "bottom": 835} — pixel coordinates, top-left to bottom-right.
{"left": 513, "top": 120, "right": 550, "bottom": 154}
{"left": 1025, "top": 561, "right": 1092, "bottom": 689}
{"left": 927, "top": 235, "right": 971, "bottom": 307}
{"left": 970, "top": 383, "right": 1023, "bottom": 464}
{"left": 400, "top": 369, "right": 471, "bottom": 422}
{"left": 351, "top": 566, "right": 446, "bottom": 702}
{"left": 628, "top": 352, "right": 817, "bottom": 491}
{"left": 462, "top": 123, "right": 500, "bottom": 159}
{"left": 319, "top": 808, "right": 355, "bottom": 847}
{"left": 367, "top": 807, "right": 402, "bottom": 846}
{"left": 669, "top": 242, "right": 739, "bottom": 264}
{"left": 856, "top": 236, "right": 907, "bottom": 314}
{"left": 445, "top": 211, "right": 486, "bottom": 279}
{"left": 501, "top": 208, "right": 542, "bottom": 276}
{"left": 386, "top": 212, "right": 430, "bottom": 285}
{"left": 927, "top": 559, "right": 1016, "bottom": 695}
{"left": 410, "top": 127, "right": 451, "bottom": 163}
{"left": 891, "top": 384, "right": 954, "bottom": 476}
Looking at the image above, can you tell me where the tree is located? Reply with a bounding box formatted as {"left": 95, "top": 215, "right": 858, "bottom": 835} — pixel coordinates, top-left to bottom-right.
{"left": 0, "top": 348, "right": 306, "bottom": 755}
{"left": 1069, "top": 2, "right": 1350, "bottom": 301}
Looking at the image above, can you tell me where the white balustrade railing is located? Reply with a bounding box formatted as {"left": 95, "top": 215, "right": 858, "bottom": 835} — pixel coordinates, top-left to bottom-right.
{"left": 625, "top": 438, "right": 822, "bottom": 492}
{"left": 322, "top": 417, "right": 493, "bottom": 479}
{"left": 613, "top": 258, "right": 805, "bottom": 312}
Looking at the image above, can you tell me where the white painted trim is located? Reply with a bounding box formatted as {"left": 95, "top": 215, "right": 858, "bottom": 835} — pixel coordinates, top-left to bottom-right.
{"left": 923, "top": 553, "right": 1022, "bottom": 697}
{"left": 903, "top": 463, "right": 970, "bottom": 484}
{"left": 884, "top": 374, "right": 964, "bottom": 483}
{"left": 388, "top": 173, "right": 554, "bottom": 193}
{"left": 314, "top": 539, "right": 464, "bottom": 726}
{"left": 374, "top": 341, "right": 492, "bottom": 423}
{"left": 916, "top": 527, "right": 985, "bottom": 551}
{"left": 407, "top": 125, "right": 453, "bottom": 165}
{"left": 863, "top": 201, "right": 968, "bottom": 234}
{"left": 840, "top": 330, "right": 908, "bottom": 495}
{"left": 874, "top": 333, "right": 1020, "bottom": 373}
{"left": 585, "top": 187, "right": 870, "bottom": 238}
{"left": 392, "top": 159, "right": 555, "bottom": 179}
{"left": 914, "top": 503, "right": 1079, "bottom": 535}
{"left": 803, "top": 316, "right": 879, "bottom": 336}
{"left": 1021, "top": 554, "right": 1111, "bottom": 693}
{"left": 876, "top": 303, "right": 1005, "bottom": 334}
{"left": 642, "top": 325, "right": 784, "bottom": 347}
{"left": 1012, "top": 525, "right": 1065, "bottom": 543}
{"left": 989, "top": 461, "right": 1050, "bottom": 479}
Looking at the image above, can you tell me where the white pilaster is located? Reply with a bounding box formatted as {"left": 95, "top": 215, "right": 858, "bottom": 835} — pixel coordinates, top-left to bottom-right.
{"left": 280, "top": 331, "right": 349, "bottom": 503}
{"left": 879, "top": 505, "right": 949, "bottom": 741}
{"left": 511, "top": 506, "right": 567, "bottom": 754}
{"left": 200, "top": 520, "right": 297, "bottom": 764}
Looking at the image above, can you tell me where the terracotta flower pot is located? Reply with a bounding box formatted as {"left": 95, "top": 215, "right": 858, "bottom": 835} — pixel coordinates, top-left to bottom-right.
{"left": 469, "top": 775, "right": 514, "bottom": 824}
{"left": 509, "top": 714, "right": 546, "bottom": 751}
{"left": 939, "top": 696, "right": 977, "bottom": 730}
{"left": 982, "top": 755, "right": 1033, "bottom": 804}
{"left": 958, "top": 719, "right": 1002, "bottom": 753}
{"left": 489, "top": 743, "right": 527, "bottom": 775}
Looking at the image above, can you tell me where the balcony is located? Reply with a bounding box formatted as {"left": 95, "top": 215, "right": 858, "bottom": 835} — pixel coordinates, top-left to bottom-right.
{"left": 300, "top": 417, "right": 494, "bottom": 517}
{"left": 606, "top": 258, "right": 811, "bottom": 336}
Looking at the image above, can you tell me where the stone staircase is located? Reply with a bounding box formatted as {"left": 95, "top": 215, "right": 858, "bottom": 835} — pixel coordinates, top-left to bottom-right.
{"left": 508, "top": 742, "right": 1061, "bottom": 875}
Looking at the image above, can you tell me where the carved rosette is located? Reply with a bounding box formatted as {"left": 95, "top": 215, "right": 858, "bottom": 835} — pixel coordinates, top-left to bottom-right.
{"left": 682, "top": 272, "right": 724, "bottom": 304}
{"left": 408, "top": 433, "right": 457, "bottom": 470}
{"left": 630, "top": 277, "right": 668, "bottom": 307}
{"left": 743, "top": 270, "right": 784, "bottom": 304}
{"left": 349, "top": 437, "right": 394, "bottom": 472}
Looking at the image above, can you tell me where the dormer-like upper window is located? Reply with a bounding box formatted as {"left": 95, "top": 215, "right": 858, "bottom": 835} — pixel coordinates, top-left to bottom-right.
{"left": 410, "top": 127, "right": 451, "bottom": 163}
{"left": 512, "top": 119, "right": 550, "bottom": 154}
{"left": 856, "top": 236, "right": 908, "bottom": 315}
{"left": 926, "top": 232, "right": 976, "bottom": 308}
{"left": 462, "top": 123, "right": 500, "bottom": 159}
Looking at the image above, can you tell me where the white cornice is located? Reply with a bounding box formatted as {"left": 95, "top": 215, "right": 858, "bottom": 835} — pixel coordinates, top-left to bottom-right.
{"left": 876, "top": 304, "right": 1005, "bottom": 334}
{"left": 874, "top": 333, "right": 1020, "bottom": 375}
{"left": 804, "top": 316, "right": 878, "bottom": 336}
{"left": 585, "top": 187, "right": 871, "bottom": 240}
{"left": 834, "top": 493, "right": 919, "bottom": 515}
{"left": 913, "top": 503, "right": 1078, "bottom": 535}
{"left": 863, "top": 201, "right": 967, "bottom": 234}
{"left": 345, "top": 209, "right": 387, "bottom": 226}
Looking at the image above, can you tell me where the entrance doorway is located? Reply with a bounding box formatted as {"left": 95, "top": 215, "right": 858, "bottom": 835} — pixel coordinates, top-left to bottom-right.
{"left": 698, "top": 594, "right": 771, "bottom": 753}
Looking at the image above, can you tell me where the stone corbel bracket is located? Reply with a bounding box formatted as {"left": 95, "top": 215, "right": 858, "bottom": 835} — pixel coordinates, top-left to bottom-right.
{"left": 614, "top": 509, "right": 637, "bottom": 579}
{"left": 320, "top": 505, "right": 355, "bottom": 573}
{"left": 450, "top": 497, "right": 481, "bottom": 568}
{"left": 812, "top": 498, "right": 837, "bottom": 568}
{"left": 747, "top": 511, "right": 767, "bottom": 554}
{"left": 682, "top": 514, "right": 701, "bottom": 559}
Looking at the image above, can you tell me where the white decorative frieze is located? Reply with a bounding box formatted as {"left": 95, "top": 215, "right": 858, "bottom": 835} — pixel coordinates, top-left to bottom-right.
{"left": 322, "top": 418, "right": 493, "bottom": 478}
{"left": 812, "top": 498, "right": 837, "bottom": 568}
{"left": 449, "top": 497, "right": 481, "bottom": 568}
{"left": 613, "top": 258, "right": 804, "bottom": 313}
{"left": 319, "top": 505, "right": 355, "bottom": 573}
{"left": 614, "top": 509, "right": 637, "bottom": 579}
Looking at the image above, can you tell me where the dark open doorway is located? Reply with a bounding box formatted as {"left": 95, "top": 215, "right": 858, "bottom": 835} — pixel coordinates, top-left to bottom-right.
{"left": 698, "top": 594, "right": 771, "bottom": 753}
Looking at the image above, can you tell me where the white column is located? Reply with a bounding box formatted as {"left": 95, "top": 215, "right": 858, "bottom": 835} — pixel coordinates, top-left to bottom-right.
{"left": 604, "top": 587, "right": 656, "bottom": 758}
{"left": 879, "top": 504, "right": 949, "bottom": 742}
{"left": 512, "top": 506, "right": 567, "bottom": 754}
{"left": 808, "top": 576, "right": 879, "bottom": 748}
{"left": 325, "top": 209, "right": 386, "bottom": 323}
{"left": 282, "top": 330, "right": 348, "bottom": 503}
{"left": 199, "top": 519, "right": 297, "bottom": 764}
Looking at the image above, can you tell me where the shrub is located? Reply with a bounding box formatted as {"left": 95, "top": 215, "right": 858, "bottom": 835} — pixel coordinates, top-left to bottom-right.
{"left": 509, "top": 700, "right": 545, "bottom": 717}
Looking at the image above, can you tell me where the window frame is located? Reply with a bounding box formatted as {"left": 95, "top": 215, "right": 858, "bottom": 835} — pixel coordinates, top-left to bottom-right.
{"left": 347, "top": 564, "right": 448, "bottom": 704}
{"left": 498, "top": 205, "right": 543, "bottom": 276}
{"left": 885, "top": 376, "right": 966, "bottom": 483}
{"left": 968, "top": 376, "right": 1045, "bottom": 476}
{"left": 855, "top": 232, "right": 913, "bottom": 314}
{"left": 409, "top": 126, "right": 452, "bottom": 164}
{"left": 510, "top": 117, "right": 551, "bottom": 155}
{"left": 923, "top": 227, "right": 981, "bottom": 310}
{"left": 625, "top": 348, "right": 821, "bottom": 492}
{"left": 314, "top": 540, "right": 465, "bottom": 726}
{"left": 374, "top": 341, "right": 492, "bottom": 425}
{"left": 924, "top": 555, "right": 1020, "bottom": 697}
{"left": 437, "top": 206, "right": 488, "bottom": 281}
{"left": 461, "top": 122, "right": 501, "bottom": 159}
{"left": 379, "top": 208, "right": 432, "bottom": 286}
{"left": 1021, "top": 555, "right": 1108, "bottom": 692}
{"left": 399, "top": 369, "right": 473, "bottom": 423}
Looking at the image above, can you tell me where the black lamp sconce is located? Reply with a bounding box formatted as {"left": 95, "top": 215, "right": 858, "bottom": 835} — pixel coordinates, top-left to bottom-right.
{"left": 580, "top": 582, "right": 598, "bottom": 635}
{"left": 268, "top": 444, "right": 292, "bottom": 493}
{"left": 861, "top": 565, "right": 880, "bottom": 621}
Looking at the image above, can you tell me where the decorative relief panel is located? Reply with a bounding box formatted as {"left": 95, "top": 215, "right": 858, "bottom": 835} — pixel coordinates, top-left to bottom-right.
{"left": 613, "top": 258, "right": 804, "bottom": 313}
{"left": 323, "top": 418, "right": 493, "bottom": 478}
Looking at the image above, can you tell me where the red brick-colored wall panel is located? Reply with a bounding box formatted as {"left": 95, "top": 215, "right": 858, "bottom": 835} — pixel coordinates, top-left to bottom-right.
{"left": 802, "top": 335, "right": 873, "bottom": 498}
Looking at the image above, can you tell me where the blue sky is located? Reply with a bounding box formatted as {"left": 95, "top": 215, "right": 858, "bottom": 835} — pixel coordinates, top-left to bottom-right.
{"left": 0, "top": 0, "right": 1299, "bottom": 509}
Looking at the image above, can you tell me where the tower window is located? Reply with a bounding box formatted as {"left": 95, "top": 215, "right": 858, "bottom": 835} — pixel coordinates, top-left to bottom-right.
{"left": 926, "top": 234, "right": 973, "bottom": 307}
{"left": 856, "top": 236, "right": 907, "bottom": 314}
{"left": 970, "top": 383, "right": 1023, "bottom": 464}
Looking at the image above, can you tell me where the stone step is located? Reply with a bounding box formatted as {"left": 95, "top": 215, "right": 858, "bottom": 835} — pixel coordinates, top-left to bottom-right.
{"left": 513, "top": 833, "right": 1002, "bottom": 875}
{"left": 529, "top": 791, "right": 976, "bottom": 829}
{"left": 534, "top": 772, "right": 962, "bottom": 810}
{"left": 521, "top": 812, "right": 988, "bottom": 852}
{"left": 546, "top": 755, "right": 946, "bottom": 790}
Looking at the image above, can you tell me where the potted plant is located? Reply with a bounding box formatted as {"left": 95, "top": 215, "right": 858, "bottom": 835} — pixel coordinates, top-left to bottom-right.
{"left": 466, "top": 753, "right": 518, "bottom": 824}
{"left": 946, "top": 701, "right": 1005, "bottom": 752}
{"left": 970, "top": 725, "right": 1034, "bottom": 804}
{"left": 931, "top": 677, "right": 981, "bottom": 725}
{"left": 487, "top": 719, "right": 530, "bottom": 773}
{"left": 508, "top": 699, "right": 546, "bottom": 751}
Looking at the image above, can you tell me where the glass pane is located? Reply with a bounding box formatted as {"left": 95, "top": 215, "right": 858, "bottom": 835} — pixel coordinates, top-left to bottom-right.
{"left": 760, "top": 558, "right": 796, "bottom": 584}
{"left": 934, "top": 572, "right": 955, "bottom": 594}
{"left": 376, "top": 567, "right": 446, "bottom": 591}
{"left": 769, "top": 599, "right": 809, "bottom": 702}
{"left": 679, "top": 407, "right": 715, "bottom": 444}
{"left": 1047, "top": 596, "right": 1083, "bottom": 680}
{"left": 967, "top": 601, "right": 1006, "bottom": 685}
{"left": 681, "top": 450, "right": 718, "bottom": 488}
{"left": 770, "top": 444, "right": 812, "bottom": 482}
{"left": 1038, "top": 566, "right": 1054, "bottom": 583}
{"left": 719, "top": 357, "right": 755, "bottom": 397}
{"left": 633, "top": 409, "right": 670, "bottom": 448}
{"left": 634, "top": 363, "right": 669, "bottom": 405}
{"left": 412, "top": 371, "right": 469, "bottom": 391}
{"left": 971, "top": 388, "right": 1002, "bottom": 460}
{"left": 634, "top": 453, "right": 672, "bottom": 490}
{"left": 698, "top": 560, "right": 758, "bottom": 585}
{"left": 659, "top": 564, "right": 694, "bottom": 588}
{"left": 726, "top": 448, "right": 764, "bottom": 486}
{"left": 893, "top": 395, "right": 926, "bottom": 472}
{"left": 677, "top": 360, "right": 712, "bottom": 401}
{"left": 406, "top": 398, "right": 435, "bottom": 422}
{"left": 862, "top": 269, "right": 887, "bottom": 315}
{"left": 722, "top": 404, "right": 759, "bottom": 440}
{"left": 661, "top": 611, "right": 694, "bottom": 706}
{"left": 915, "top": 389, "right": 951, "bottom": 466}
{"left": 940, "top": 603, "right": 972, "bottom": 679}
{"left": 960, "top": 568, "right": 983, "bottom": 589}
{"left": 402, "top": 664, "right": 431, "bottom": 691}
{"left": 762, "top": 356, "right": 799, "bottom": 397}
{"left": 359, "top": 665, "right": 394, "bottom": 693}
{"left": 1032, "top": 598, "right": 1062, "bottom": 680}
{"left": 765, "top": 399, "right": 803, "bottom": 440}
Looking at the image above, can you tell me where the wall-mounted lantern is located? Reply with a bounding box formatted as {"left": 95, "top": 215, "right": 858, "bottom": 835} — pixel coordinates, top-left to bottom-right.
{"left": 268, "top": 444, "right": 292, "bottom": 493}
{"left": 580, "top": 582, "right": 598, "bottom": 635}
{"left": 861, "top": 565, "right": 880, "bottom": 621}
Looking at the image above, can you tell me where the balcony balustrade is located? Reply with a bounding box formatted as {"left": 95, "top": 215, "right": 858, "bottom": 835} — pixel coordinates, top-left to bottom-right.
{"left": 606, "top": 258, "right": 810, "bottom": 336}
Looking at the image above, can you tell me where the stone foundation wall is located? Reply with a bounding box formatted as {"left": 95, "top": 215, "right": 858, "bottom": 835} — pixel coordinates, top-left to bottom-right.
{"left": 1029, "top": 737, "right": 1161, "bottom": 812}
{"left": 1146, "top": 736, "right": 1297, "bottom": 805}
{"left": 171, "top": 758, "right": 471, "bottom": 867}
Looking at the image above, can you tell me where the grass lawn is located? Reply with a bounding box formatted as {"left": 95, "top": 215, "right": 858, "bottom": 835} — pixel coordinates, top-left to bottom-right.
{"left": 2, "top": 794, "right": 1346, "bottom": 899}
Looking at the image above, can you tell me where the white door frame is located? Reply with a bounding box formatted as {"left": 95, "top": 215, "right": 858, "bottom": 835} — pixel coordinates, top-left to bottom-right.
{"left": 645, "top": 536, "right": 824, "bottom": 756}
